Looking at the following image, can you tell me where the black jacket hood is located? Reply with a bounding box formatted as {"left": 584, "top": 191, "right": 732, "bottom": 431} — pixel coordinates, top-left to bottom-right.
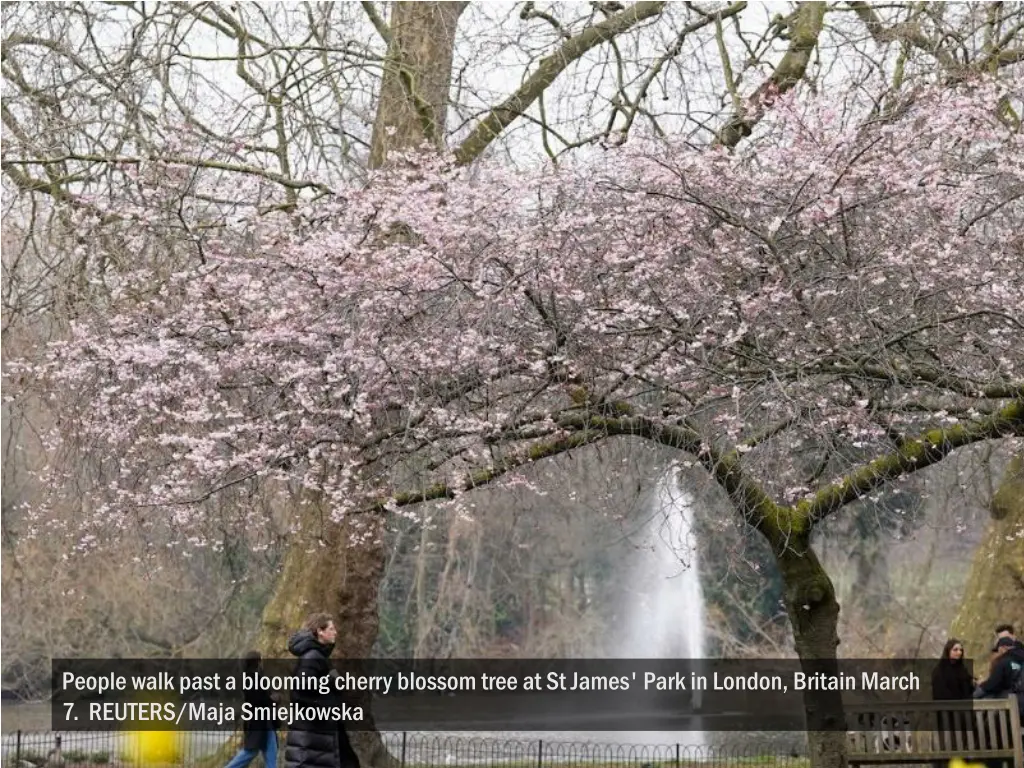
{"left": 288, "top": 629, "right": 333, "bottom": 657}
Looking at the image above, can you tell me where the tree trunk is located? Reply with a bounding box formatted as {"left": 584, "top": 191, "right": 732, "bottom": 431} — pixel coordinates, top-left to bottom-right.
{"left": 952, "top": 451, "right": 1024, "bottom": 670}
{"left": 369, "top": 2, "right": 468, "bottom": 169}
{"left": 776, "top": 537, "right": 848, "bottom": 768}
{"left": 257, "top": 504, "right": 392, "bottom": 766}
{"left": 258, "top": 514, "right": 386, "bottom": 659}
{"left": 258, "top": 5, "right": 466, "bottom": 765}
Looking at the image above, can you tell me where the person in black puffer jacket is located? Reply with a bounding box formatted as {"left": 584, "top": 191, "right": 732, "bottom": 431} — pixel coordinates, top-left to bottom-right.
{"left": 285, "top": 613, "right": 351, "bottom": 768}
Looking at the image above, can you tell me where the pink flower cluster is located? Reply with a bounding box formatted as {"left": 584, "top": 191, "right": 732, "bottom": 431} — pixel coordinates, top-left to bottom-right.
{"left": 10, "top": 79, "right": 1024, "bottom": 546}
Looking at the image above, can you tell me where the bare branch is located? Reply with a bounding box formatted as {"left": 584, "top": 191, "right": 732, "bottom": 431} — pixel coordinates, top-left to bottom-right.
{"left": 454, "top": 1, "right": 668, "bottom": 165}
{"left": 716, "top": 2, "right": 827, "bottom": 149}
{"left": 360, "top": 1, "right": 393, "bottom": 46}
{"left": 2, "top": 153, "right": 332, "bottom": 194}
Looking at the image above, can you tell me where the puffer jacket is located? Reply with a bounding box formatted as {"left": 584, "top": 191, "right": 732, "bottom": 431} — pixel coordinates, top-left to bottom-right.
{"left": 284, "top": 630, "right": 339, "bottom": 768}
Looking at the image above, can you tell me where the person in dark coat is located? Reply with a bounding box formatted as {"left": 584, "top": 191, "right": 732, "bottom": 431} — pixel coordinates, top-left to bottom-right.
{"left": 932, "top": 638, "right": 974, "bottom": 700}
{"left": 975, "top": 636, "right": 1024, "bottom": 716}
{"left": 930, "top": 639, "right": 975, "bottom": 765}
{"left": 224, "top": 651, "right": 279, "bottom": 768}
{"left": 284, "top": 613, "right": 359, "bottom": 768}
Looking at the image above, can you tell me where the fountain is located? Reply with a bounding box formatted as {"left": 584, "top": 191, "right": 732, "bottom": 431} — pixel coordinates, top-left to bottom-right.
{"left": 615, "top": 465, "right": 707, "bottom": 746}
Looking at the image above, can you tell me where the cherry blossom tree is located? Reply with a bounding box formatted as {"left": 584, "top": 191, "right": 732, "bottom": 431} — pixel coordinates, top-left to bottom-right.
{"left": 9, "top": 71, "right": 1024, "bottom": 767}
{"left": 5, "top": 6, "right": 1024, "bottom": 767}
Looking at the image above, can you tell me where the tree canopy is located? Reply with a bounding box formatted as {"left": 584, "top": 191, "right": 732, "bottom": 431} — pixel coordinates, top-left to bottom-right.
{"left": 11, "top": 78, "right": 1023, "bottom": 552}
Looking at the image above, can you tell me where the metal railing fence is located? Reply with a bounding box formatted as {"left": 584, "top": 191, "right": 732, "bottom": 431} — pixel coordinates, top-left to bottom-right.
{"left": 1, "top": 731, "right": 808, "bottom": 768}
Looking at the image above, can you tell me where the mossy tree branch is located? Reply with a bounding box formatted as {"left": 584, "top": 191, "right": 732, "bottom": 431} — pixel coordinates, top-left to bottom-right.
{"left": 795, "top": 397, "right": 1024, "bottom": 528}
{"left": 366, "top": 398, "right": 1024, "bottom": 557}
{"left": 360, "top": 1, "right": 393, "bottom": 46}
{"left": 366, "top": 410, "right": 793, "bottom": 547}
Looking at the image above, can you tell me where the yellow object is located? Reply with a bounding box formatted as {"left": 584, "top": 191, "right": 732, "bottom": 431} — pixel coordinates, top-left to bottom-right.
{"left": 948, "top": 760, "right": 988, "bottom": 768}
{"left": 121, "top": 730, "right": 183, "bottom": 765}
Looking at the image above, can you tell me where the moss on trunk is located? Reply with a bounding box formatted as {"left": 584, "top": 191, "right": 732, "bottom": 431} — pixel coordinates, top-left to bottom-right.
{"left": 952, "top": 452, "right": 1024, "bottom": 667}
{"left": 369, "top": 2, "right": 467, "bottom": 168}
{"left": 775, "top": 537, "right": 848, "bottom": 768}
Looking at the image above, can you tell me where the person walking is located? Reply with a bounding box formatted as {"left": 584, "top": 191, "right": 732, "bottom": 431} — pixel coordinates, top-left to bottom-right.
{"left": 284, "top": 613, "right": 359, "bottom": 768}
{"left": 224, "top": 651, "right": 279, "bottom": 768}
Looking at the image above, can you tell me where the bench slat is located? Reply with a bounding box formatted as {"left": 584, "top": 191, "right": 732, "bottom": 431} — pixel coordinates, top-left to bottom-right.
{"left": 964, "top": 709, "right": 978, "bottom": 751}
{"left": 986, "top": 707, "right": 999, "bottom": 752}
{"left": 846, "top": 695, "right": 1022, "bottom": 768}
{"left": 1012, "top": 702, "right": 1024, "bottom": 768}
{"left": 951, "top": 710, "right": 965, "bottom": 753}
{"left": 847, "top": 700, "right": 1011, "bottom": 713}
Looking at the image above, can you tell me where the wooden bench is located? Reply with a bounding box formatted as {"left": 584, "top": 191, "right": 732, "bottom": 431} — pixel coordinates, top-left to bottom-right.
{"left": 846, "top": 696, "right": 1023, "bottom": 768}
